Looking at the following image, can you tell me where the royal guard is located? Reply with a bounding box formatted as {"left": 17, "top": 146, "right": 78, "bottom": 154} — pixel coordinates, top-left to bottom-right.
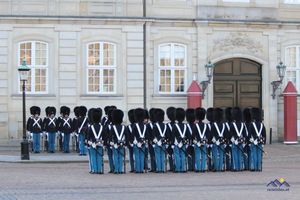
{"left": 77, "top": 106, "right": 89, "bottom": 156}
{"left": 206, "top": 107, "right": 215, "bottom": 171}
{"left": 72, "top": 106, "right": 81, "bottom": 153}
{"left": 224, "top": 107, "right": 232, "bottom": 171}
{"left": 127, "top": 109, "right": 136, "bottom": 173}
{"left": 105, "top": 106, "right": 116, "bottom": 173}
{"left": 110, "top": 109, "right": 128, "bottom": 174}
{"left": 58, "top": 106, "right": 73, "bottom": 153}
{"left": 43, "top": 107, "right": 58, "bottom": 153}
{"left": 172, "top": 108, "right": 189, "bottom": 173}
{"left": 27, "top": 106, "right": 43, "bottom": 153}
{"left": 230, "top": 107, "right": 247, "bottom": 171}
{"left": 57, "top": 106, "right": 67, "bottom": 152}
{"left": 101, "top": 106, "right": 110, "bottom": 126}
{"left": 152, "top": 108, "right": 169, "bottom": 173}
{"left": 211, "top": 108, "right": 227, "bottom": 171}
{"left": 243, "top": 108, "right": 252, "bottom": 170}
{"left": 185, "top": 108, "right": 195, "bottom": 171}
{"left": 193, "top": 107, "right": 210, "bottom": 172}
{"left": 132, "top": 108, "right": 148, "bottom": 173}
{"left": 166, "top": 107, "right": 176, "bottom": 172}
{"left": 249, "top": 108, "right": 266, "bottom": 171}
{"left": 147, "top": 108, "right": 157, "bottom": 172}
{"left": 87, "top": 108, "right": 105, "bottom": 174}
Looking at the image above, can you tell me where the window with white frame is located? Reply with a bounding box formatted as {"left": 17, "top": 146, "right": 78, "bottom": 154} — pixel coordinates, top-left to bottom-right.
{"left": 285, "top": 46, "right": 300, "bottom": 92}
{"left": 284, "top": 0, "right": 300, "bottom": 4}
{"left": 18, "top": 41, "right": 48, "bottom": 93}
{"left": 87, "top": 42, "right": 116, "bottom": 94}
{"left": 158, "top": 43, "right": 186, "bottom": 94}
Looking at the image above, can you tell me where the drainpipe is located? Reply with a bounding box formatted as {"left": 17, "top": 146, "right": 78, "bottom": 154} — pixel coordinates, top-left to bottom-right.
{"left": 143, "top": 0, "right": 147, "bottom": 109}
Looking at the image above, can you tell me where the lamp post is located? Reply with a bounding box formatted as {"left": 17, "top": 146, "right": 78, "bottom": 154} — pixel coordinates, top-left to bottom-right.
{"left": 271, "top": 61, "right": 286, "bottom": 99}
{"left": 200, "top": 61, "right": 214, "bottom": 99}
{"left": 18, "top": 59, "right": 31, "bottom": 160}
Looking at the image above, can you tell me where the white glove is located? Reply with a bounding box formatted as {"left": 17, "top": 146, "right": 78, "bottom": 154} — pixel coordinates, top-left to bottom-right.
{"left": 212, "top": 137, "right": 216, "bottom": 143}
{"left": 171, "top": 145, "right": 175, "bottom": 149}
{"left": 109, "top": 141, "right": 114, "bottom": 146}
{"left": 250, "top": 137, "right": 254, "bottom": 143}
{"left": 193, "top": 140, "right": 197, "bottom": 144}
{"left": 133, "top": 139, "right": 138, "bottom": 145}
{"left": 178, "top": 142, "right": 183, "bottom": 148}
{"left": 157, "top": 140, "right": 162, "bottom": 146}
{"left": 174, "top": 139, "right": 178, "bottom": 146}
{"left": 92, "top": 143, "right": 96, "bottom": 149}
{"left": 254, "top": 139, "right": 258, "bottom": 145}
{"left": 242, "top": 144, "right": 246, "bottom": 148}
{"left": 145, "top": 143, "right": 149, "bottom": 148}
{"left": 130, "top": 143, "right": 134, "bottom": 147}
{"left": 88, "top": 141, "right": 92, "bottom": 145}
{"left": 165, "top": 144, "right": 169, "bottom": 149}
{"left": 216, "top": 140, "right": 220, "bottom": 146}
{"left": 231, "top": 137, "right": 235, "bottom": 143}
{"left": 234, "top": 140, "right": 238, "bottom": 145}
{"left": 197, "top": 142, "right": 201, "bottom": 147}
{"left": 153, "top": 138, "right": 158, "bottom": 144}
{"left": 114, "top": 144, "right": 118, "bottom": 149}
{"left": 137, "top": 142, "right": 142, "bottom": 148}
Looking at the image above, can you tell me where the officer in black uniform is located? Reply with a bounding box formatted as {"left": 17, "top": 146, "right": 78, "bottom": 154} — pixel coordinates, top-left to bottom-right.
{"left": 43, "top": 107, "right": 58, "bottom": 153}
{"left": 166, "top": 107, "right": 176, "bottom": 171}
{"left": 27, "top": 106, "right": 43, "bottom": 153}
{"left": 185, "top": 108, "right": 195, "bottom": 171}
{"left": 127, "top": 109, "right": 136, "bottom": 172}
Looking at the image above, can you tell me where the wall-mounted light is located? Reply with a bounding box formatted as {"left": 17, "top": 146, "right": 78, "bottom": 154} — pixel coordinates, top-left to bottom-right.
{"left": 271, "top": 61, "right": 286, "bottom": 99}
{"left": 200, "top": 61, "right": 214, "bottom": 99}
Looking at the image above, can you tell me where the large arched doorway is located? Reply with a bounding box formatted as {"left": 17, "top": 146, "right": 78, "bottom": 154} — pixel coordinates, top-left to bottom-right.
{"left": 213, "top": 58, "right": 262, "bottom": 109}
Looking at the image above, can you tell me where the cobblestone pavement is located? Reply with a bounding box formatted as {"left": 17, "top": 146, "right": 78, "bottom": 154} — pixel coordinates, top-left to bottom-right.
{"left": 0, "top": 143, "right": 299, "bottom": 200}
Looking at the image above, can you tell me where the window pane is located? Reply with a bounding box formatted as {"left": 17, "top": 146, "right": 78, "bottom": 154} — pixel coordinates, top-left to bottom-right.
{"left": 88, "top": 43, "right": 100, "bottom": 65}
{"left": 88, "top": 69, "right": 100, "bottom": 92}
{"left": 20, "top": 72, "right": 32, "bottom": 92}
{"left": 35, "top": 69, "right": 47, "bottom": 92}
{"left": 160, "top": 44, "right": 171, "bottom": 66}
{"left": 174, "top": 69, "right": 185, "bottom": 92}
{"left": 159, "top": 69, "right": 171, "bottom": 92}
{"left": 35, "top": 42, "right": 47, "bottom": 66}
{"left": 286, "top": 47, "right": 296, "bottom": 68}
{"left": 19, "top": 42, "right": 32, "bottom": 65}
{"left": 103, "top": 43, "right": 115, "bottom": 66}
{"left": 174, "top": 45, "right": 185, "bottom": 66}
{"left": 286, "top": 70, "right": 297, "bottom": 85}
{"left": 102, "top": 69, "right": 115, "bottom": 92}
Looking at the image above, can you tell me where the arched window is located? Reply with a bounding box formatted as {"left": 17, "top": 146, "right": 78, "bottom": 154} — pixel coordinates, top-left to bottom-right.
{"left": 285, "top": 46, "right": 300, "bottom": 92}
{"left": 87, "top": 42, "right": 116, "bottom": 94}
{"left": 158, "top": 43, "right": 186, "bottom": 93}
{"left": 284, "top": 0, "right": 300, "bottom": 4}
{"left": 18, "top": 41, "right": 48, "bottom": 93}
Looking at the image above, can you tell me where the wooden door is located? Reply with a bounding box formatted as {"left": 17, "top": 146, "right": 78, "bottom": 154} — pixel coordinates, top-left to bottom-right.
{"left": 213, "top": 58, "right": 262, "bottom": 109}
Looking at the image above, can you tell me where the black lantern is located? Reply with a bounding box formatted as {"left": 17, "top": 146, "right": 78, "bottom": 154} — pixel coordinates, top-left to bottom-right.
{"left": 201, "top": 61, "right": 215, "bottom": 99}
{"left": 271, "top": 61, "right": 286, "bottom": 99}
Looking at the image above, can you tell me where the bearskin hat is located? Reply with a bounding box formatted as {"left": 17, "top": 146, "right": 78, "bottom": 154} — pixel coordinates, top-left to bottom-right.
{"left": 107, "top": 106, "right": 116, "bottom": 122}
{"left": 166, "top": 107, "right": 176, "bottom": 122}
{"left": 134, "top": 108, "right": 145, "bottom": 123}
{"left": 225, "top": 107, "right": 232, "bottom": 122}
{"left": 155, "top": 108, "right": 165, "bottom": 123}
{"left": 30, "top": 106, "right": 36, "bottom": 115}
{"left": 149, "top": 108, "right": 157, "bottom": 123}
{"left": 45, "top": 106, "right": 50, "bottom": 116}
{"left": 80, "top": 106, "right": 87, "bottom": 117}
{"left": 88, "top": 108, "right": 96, "bottom": 124}
{"left": 48, "top": 107, "right": 56, "bottom": 116}
{"left": 213, "top": 108, "right": 223, "bottom": 123}
{"left": 195, "top": 107, "right": 206, "bottom": 121}
{"left": 128, "top": 109, "right": 135, "bottom": 124}
{"left": 243, "top": 108, "right": 252, "bottom": 123}
{"left": 33, "top": 106, "right": 41, "bottom": 115}
{"left": 60, "top": 106, "right": 68, "bottom": 115}
{"left": 92, "top": 108, "right": 102, "bottom": 124}
{"left": 144, "top": 109, "right": 149, "bottom": 121}
{"left": 74, "top": 106, "right": 80, "bottom": 118}
{"left": 232, "top": 107, "right": 242, "bottom": 122}
{"left": 186, "top": 108, "right": 195, "bottom": 123}
{"left": 175, "top": 108, "right": 185, "bottom": 122}
{"left": 251, "top": 107, "right": 262, "bottom": 122}
{"left": 112, "top": 109, "right": 124, "bottom": 125}
{"left": 104, "top": 106, "right": 111, "bottom": 115}
{"left": 206, "top": 107, "right": 215, "bottom": 122}
{"left": 61, "top": 106, "right": 70, "bottom": 116}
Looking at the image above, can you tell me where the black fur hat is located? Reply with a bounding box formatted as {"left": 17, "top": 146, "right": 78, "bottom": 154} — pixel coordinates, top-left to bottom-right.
{"left": 155, "top": 108, "right": 165, "bottom": 123}
{"left": 112, "top": 109, "right": 124, "bottom": 125}
{"left": 134, "top": 108, "right": 145, "bottom": 123}
{"left": 80, "top": 106, "right": 87, "bottom": 117}
{"left": 225, "top": 107, "right": 232, "bottom": 122}
{"left": 206, "top": 107, "right": 214, "bottom": 122}
{"left": 74, "top": 106, "right": 80, "bottom": 118}
{"left": 166, "top": 107, "right": 176, "bottom": 122}
{"left": 213, "top": 108, "right": 223, "bottom": 123}
{"left": 243, "top": 108, "right": 252, "bottom": 123}
{"left": 195, "top": 107, "right": 206, "bottom": 121}
{"left": 149, "top": 108, "right": 157, "bottom": 122}
{"left": 49, "top": 107, "right": 56, "bottom": 116}
{"left": 33, "top": 106, "right": 41, "bottom": 115}
{"left": 107, "top": 106, "right": 116, "bottom": 122}
{"left": 30, "top": 106, "right": 35, "bottom": 115}
{"left": 144, "top": 109, "right": 149, "bottom": 120}
{"left": 128, "top": 109, "right": 135, "bottom": 124}
{"left": 61, "top": 106, "right": 70, "bottom": 116}
{"left": 186, "top": 108, "right": 195, "bottom": 123}
{"left": 232, "top": 107, "right": 242, "bottom": 122}
{"left": 92, "top": 108, "right": 102, "bottom": 124}
{"left": 88, "top": 108, "right": 96, "bottom": 124}
{"left": 175, "top": 108, "right": 185, "bottom": 122}
{"left": 45, "top": 106, "right": 50, "bottom": 116}
{"left": 251, "top": 107, "right": 262, "bottom": 122}
{"left": 104, "top": 106, "right": 111, "bottom": 115}
{"left": 60, "top": 106, "right": 68, "bottom": 115}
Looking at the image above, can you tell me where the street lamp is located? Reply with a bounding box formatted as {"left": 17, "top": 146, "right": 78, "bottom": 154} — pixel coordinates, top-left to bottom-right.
{"left": 18, "top": 59, "right": 31, "bottom": 160}
{"left": 271, "top": 61, "right": 286, "bottom": 99}
{"left": 200, "top": 61, "right": 214, "bottom": 99}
